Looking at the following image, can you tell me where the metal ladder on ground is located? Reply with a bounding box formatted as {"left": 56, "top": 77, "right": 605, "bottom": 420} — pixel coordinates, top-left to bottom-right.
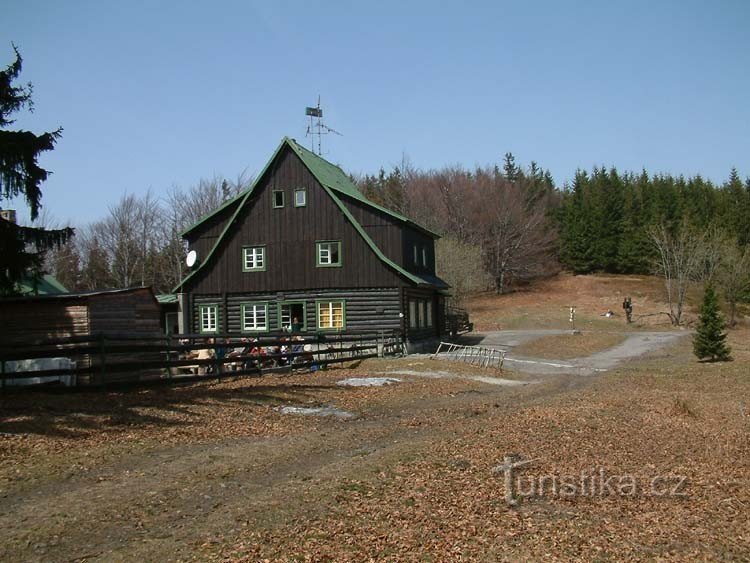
{"left": 431, "top": 342, "right": 506, "bottom": 369}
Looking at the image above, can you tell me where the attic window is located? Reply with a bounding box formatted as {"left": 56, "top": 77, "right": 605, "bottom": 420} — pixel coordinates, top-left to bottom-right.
{"left": 294, "top": 188, "right": 307, "bottom": 207}
{"left": 273, "top": 190, "right": 285, "bottom": 208}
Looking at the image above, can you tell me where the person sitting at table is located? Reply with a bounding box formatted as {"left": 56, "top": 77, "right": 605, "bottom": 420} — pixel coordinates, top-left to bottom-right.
{"left": 182, "top": 338, "right": 215, "bottom": 375}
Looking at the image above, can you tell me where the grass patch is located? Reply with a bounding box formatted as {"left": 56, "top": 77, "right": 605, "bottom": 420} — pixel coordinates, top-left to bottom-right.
{"left": 513, "top": 331, "right": 626, "bottom": 359}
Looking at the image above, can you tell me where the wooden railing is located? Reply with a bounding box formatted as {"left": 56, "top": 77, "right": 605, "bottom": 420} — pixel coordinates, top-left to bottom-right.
{"left": 0, "top": 330, "right": 404, "bottom": 389}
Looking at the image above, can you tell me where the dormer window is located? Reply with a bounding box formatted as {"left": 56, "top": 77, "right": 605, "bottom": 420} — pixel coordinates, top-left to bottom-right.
{"left": 294, "top": 188, "right": 307, "bottom": 207}
{"left": 272, "top": 190, "right": 285, "bottom": 208}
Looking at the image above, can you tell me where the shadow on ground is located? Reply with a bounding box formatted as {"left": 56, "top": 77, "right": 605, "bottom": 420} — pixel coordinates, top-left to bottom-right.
{"left": 0, "top": 376, "right": 343, "bottom": 439}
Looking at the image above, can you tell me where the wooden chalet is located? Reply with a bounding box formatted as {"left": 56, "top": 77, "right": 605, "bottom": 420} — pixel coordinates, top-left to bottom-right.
{"left": 174, "top": 137, "right": 451, "bottom": 350}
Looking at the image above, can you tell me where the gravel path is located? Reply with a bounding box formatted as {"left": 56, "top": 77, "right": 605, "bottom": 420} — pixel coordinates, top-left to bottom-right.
{"left": 464, "top": 330, "right": 689, "bottom": 376}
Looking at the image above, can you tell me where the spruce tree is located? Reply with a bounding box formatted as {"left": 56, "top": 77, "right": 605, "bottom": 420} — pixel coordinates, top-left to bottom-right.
{"left": 693, "top": 285, "right": 732, "bottom": 362}
{"left": 0, "top": 46, "right": 73, "bottom": 295}
{"left": 502, "top": 152, "right": 519, "bottom": 182}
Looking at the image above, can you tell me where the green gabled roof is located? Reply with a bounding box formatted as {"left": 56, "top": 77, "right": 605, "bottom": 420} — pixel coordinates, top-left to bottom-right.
{"left": 286, "top": 138, "right": 440, "bottom": 238}
{"left": 179, "top": 191, "right": 246, "bottom": 237}
{"left": 17, "top": 274, "right": 68, "bottom": 296}
{"left": 173, "top": 137, "right": 447, "bottom": 292}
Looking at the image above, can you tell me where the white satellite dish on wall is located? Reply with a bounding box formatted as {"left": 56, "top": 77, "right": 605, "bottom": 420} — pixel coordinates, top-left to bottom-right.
{"left": 186, "top": 250, "right": 198, "bottom": 268}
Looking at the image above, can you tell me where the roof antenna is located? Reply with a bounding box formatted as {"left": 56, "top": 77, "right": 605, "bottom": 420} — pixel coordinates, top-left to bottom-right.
{"left": 305, "top": 96, "right": 342, "bottom": 155}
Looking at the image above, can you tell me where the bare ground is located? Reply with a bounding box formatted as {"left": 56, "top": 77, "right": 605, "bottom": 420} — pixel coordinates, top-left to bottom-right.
{"left": 467, "top": 273, "right": 690, "bottom": 331}
{"left": 1, "top": 274, "right": 748, "bottom": 561}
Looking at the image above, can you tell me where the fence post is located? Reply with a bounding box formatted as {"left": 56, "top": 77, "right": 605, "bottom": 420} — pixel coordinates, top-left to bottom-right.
{"left": 99, "top": 333, "right": 107, "bottom": 390}
{"left": 166, "top": 336, "right": 173, "bottom": 379}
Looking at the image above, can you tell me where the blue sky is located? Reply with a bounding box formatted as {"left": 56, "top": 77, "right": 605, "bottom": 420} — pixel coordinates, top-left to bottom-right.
{"left": 3, "top": 0, "right": 749, "bottom": 226}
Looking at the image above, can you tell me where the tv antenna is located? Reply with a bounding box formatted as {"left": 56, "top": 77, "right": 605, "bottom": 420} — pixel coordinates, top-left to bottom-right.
{"left": 305, "top": 96, "right": 342, "bottom": 155}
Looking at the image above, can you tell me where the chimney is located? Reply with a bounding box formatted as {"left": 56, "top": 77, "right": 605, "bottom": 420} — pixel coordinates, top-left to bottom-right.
{"left": 0, "top": 209, "right": 17, "bottom": 223}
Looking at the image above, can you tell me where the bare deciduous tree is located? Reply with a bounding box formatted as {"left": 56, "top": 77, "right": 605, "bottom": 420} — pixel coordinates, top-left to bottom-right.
{"left": 719, "top": 243, "right": 750, "bottom": 327}
{"left": 478, "top": 180, "right": 558, "bottom": 294}
{"left": 435, "top": 237, "right": 491, "bottom": 304}
{"left": 165, "top": 172, "right": 252, "bottom": 232}
{"left": 648, "top": 224, "right": 708, "bottom": 325}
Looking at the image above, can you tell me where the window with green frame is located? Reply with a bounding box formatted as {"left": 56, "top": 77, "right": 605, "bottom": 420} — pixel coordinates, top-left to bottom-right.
{"left": 242, "top": 246, "right": 265, "bottom": 271}
{"left": 317, "top": 300, "right": 345, "bottom": 330}
{"left": 241, "top": 302, "right": 269, "bottom": 332}
{"left": 316, "top": 241, "right": 341, "bottom": 267}
{"left": 199, "top": 304, "right": 219, "bottom": 333}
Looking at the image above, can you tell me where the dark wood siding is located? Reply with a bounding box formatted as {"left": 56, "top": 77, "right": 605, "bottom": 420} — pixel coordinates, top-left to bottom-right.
{"left": 185, "top": 202, "right": 240, "bottom": 267}
{"left": 88, "top": 289, "right": 161, "bottom": 336}
{"left": 0, "top": 301, "right": 89, "bottom": 343}
{"left": 340, "top": 195, "right": 404, "bottom": 267}
{"left": 193, "top": 287, "right": 401, "bottom": 335}
{"left": 0, "top": 288, "right": 160, "bottom": 344}
{"left": 403, "top": 228, "right": 436, "bottom": 276}
{"left": 186, "top": 147, "right": 403, "bottom": 294}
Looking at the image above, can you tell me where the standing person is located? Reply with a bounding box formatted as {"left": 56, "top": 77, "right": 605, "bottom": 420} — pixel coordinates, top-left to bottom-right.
{"left": 622, "top": 297, "right": 633, "bottom": 323}
{"left": 291, "top": 316, "right": 303, "bottom": 334}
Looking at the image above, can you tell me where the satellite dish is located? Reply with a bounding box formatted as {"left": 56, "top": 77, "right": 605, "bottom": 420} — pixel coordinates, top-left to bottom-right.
{"left": 186, "top": 250, "right": 198, "bottom": 268}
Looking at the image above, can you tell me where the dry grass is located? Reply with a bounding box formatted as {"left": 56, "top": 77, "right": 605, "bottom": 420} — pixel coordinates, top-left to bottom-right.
{"left": 513, "top": 331, "right": 627, "bottom": 359}
{"left": 222, "top": 330, "right": 750, "bottom": 562}
{"left": 467, "top": 273, "right": 679, "bottom": 331}
{"left": 1, "top": 275, "right": 748, "bottom": 561}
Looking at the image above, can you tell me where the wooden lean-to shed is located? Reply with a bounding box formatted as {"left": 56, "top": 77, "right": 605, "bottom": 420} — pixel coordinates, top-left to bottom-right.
{"left": 0, "top": 287, "right": 163, "bottom": 385}
{"left": 0, "top": 287, "right": 162, "bottom": 344}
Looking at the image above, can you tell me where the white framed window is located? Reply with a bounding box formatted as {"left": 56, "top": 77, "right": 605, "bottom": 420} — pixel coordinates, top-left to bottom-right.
{"left": 413, "top": 244, "right": 418, "bottom": 264}
{"left": 409, "top": 299, "right": 417, "bottom": 329}
{"left": 199, "top": 304, "right": 218, "bottom": 333}
{"left": 425, "top": 300, "right": 433, "bottom": 327}
{"left": 294, "top": 188, "right": 307, "bottom": 207}
{"left": 418, "top": 301, "right": 426, "bottom": 328}
{"left": 241, "top": 303, "right": 268, "bottom": 332}
{"left": 316, "top": 241, "right": 341, "bottom": 267}
{"left": 242, "top": 246, "right": 265, "bottom": 271}
{"left": 272, "top": 190, "right": 284, "bottom": 208}
{"left": 279, "top": 301, "right": 306, "bottom": 332}
{"left": 422, "top": 247, "right": 427, "bottom": 266}
{"left": 317, "top": 301, "right": 345, "bottom": 330}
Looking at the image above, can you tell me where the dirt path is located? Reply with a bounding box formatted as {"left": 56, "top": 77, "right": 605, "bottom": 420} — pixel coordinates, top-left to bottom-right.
{"left": 468, "top": 329, "right": 689, "bottom": 375}
{"left": 0, "top": 370, "right": 579, "bottom": 562}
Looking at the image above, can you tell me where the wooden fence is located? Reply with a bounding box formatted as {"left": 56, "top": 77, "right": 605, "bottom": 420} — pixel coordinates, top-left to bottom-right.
{"left": 0, "top": 331, "right": 405, "bottom": 389}
{"left": 446, "top": 307, "right": 473, "bottom": 336}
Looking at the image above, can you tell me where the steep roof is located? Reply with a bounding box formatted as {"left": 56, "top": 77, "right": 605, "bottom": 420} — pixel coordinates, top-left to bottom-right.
{"left": 174, "top": 137, "right": 448, "bottom": 292}
{"left": 181, "top": 137, "right": 439, "bottom": 238}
